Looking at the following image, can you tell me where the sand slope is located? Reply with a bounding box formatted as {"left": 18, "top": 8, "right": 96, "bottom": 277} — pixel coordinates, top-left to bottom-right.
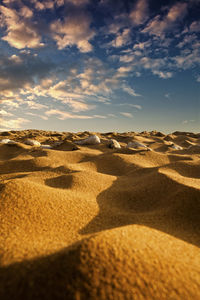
{"left": 0, "top": 130, "right": 200, "bottom": 299}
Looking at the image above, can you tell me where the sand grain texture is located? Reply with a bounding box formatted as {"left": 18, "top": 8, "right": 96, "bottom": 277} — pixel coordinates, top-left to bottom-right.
{"left": 0, "top": 130, "right": 200, "bottom": 299}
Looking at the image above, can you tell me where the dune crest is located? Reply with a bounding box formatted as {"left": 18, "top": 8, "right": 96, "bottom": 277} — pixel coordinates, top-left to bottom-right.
{"left": 0, "top": 130, "right": 200, "bottom": 299}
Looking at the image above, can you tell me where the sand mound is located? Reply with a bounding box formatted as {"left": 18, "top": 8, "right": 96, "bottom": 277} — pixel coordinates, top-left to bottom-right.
{"left": 1, "top": 225, "right": 200, "bottom": 300}
{"left": 0, "top": 130, "right": 200, "bottom": 299}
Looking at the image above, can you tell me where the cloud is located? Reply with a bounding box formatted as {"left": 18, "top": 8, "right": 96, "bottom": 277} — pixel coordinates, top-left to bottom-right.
{"left": 131, "top": 104, "right": 142, "bottom": 110}
{"left": 51, "top": 11, "right": 95, "bottom": 52}
{"left": 173, "top": 48, "right": 200, "bottom": 70}
{"left": 177, "top": 34, "right": 197, "bottom": 48}
{"left": 66, "top": 0, "right": 89, "bottom": 5}
{"left": 122, "top": 86, "right": 141, "bottom": 97}
{"left": 0, "top": 5, "right": 43, "bottom": 49}
{"left": 9, "top": 54, "right": 22, "bottom": 64}
{"left": 119, "top": 54, "right": 135, "bottom": 63}
{"left": 26, "top": 112, "right": 48, "bottom": 120}
{"left": 67, "top": 100, "right": 95, "bottom": 112}
{"left": 133, "top": 40, "right": 151, "bottom": 50}
{"left": 34, "top": 1, "right": 54, "bottom": 10}
{"left": 140, "top": 57, "right": 165, "bottom": 69}
{"left": 26, "top": 101, "right": 48, "bottom": 110}
{"left": 107, "top": 113, "right": 116, "bottom": 117}
{"left": 119, "top": 103, "right": 142, "bottom": 110}
{"left": 110, "top": 28, "right": 131, "bottom": 48}
{"left": 0, "top": 99, "right": 20, "bottom": 108}
{"left": 152, "top": 70, "right": 173, "bottom": 79}
{"left": 116, "top": 66, "right": 132, "bottom": 77}
{"left": 182, "top": 119, "right": 195, "bottom": 125}
{"left": 33, "top": 0, "right": 89, "bottom": 10}
{"left": 190, "top": 21, "right": 200, "bottom": 32}
{"left": 130, "top": 0, "right": 148, "bottom": 26}
{"left": 0, "top": 109, "right": 13, "bottom": 116}
{"left": 142, "top": 2, "right": 187, "bottom": 37}
{"left": 0, "top": 117, "right": 30, "bottom": 129}
{"left": 19, "top": 5, "right": 33, "bottom": 18}
{"left": 164, "top": 93, "right": 170, "bottom": 99}
{"left": 45, "top": 109, "right": 93, "bottom": 120}
{"left": 40, "top": 79, "right": 96, "bottom": 111}
{"left": 93, "top": 114, "right": 106, "bottom": 119}
{"left": 136, "top": 56, "right": 174, "bottom": 78}
{"left": 120, "top": 112, "right": 133, "bottom": 118}
{"left": 0, "top": 52, "right": 53, "bottom": 92}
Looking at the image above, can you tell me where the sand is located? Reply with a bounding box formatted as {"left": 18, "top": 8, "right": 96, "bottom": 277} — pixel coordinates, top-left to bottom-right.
{"left": 0, "top": 130, "right": 200, "bottom": 299}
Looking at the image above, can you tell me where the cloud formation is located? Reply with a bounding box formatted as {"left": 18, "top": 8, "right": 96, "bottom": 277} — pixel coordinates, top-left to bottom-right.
{"left": 143, "top": 2, "right": 187, "bottom": 37}
{"left": 111, "top": 28, "right": 131, "bottom": 48}
{"left": 130, "top": 0, "right": 148, "bottom": 26}
{"left": 45, "top": 109, "right": 106, "bottom": 120}
{"left": 0, "top": 117, "right": 30, "bottom": 129}
{"left": 120, "top": 112, "right": 133, "bottom": 118}
{"left": 51, "top": 11, "right": 95, "bottom": 52}
{"left": 0, "top": 53, "right": 53, "bottom": 92}
{"left": 0, "top": 5, "right": 43, "bottom": 49}
{"left": 122, "top": 86, "right": 141, "bottom": 97}
{"left": 0, "top": 0, "right": 199, "bottom": 131}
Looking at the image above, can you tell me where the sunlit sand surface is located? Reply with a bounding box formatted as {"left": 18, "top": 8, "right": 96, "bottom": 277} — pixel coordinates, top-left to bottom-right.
{"left": 0, "top": 130, "right": 200, "bottom": 299}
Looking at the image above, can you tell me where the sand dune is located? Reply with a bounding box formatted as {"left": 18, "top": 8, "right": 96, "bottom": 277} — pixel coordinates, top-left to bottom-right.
{"left": 0, "top": 130, "right": 200, "bottom": 299}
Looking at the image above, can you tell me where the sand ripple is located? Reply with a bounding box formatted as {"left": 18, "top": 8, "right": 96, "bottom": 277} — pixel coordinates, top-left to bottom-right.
{"left": 0, "top": 130, "right": 200, "bottom": 299}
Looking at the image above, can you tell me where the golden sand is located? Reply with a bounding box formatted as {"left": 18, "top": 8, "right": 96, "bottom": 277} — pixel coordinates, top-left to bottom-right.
{"left": 0, "top": 130, "right": 200, "bottom": 299}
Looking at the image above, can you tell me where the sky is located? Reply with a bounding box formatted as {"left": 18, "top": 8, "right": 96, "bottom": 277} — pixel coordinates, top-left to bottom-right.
{"left": 0, "top": 0, "right": 200, "bottom": 133}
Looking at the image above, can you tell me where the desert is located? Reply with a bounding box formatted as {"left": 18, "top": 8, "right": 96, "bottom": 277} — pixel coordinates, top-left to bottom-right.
{"left": 0, "top": 129, "right": 200, "bottom": 299}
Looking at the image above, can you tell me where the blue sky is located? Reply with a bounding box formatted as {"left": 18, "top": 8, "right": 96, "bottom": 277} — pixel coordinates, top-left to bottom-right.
{"left": 0, "top": 0, "right": 199, "bottom": 133}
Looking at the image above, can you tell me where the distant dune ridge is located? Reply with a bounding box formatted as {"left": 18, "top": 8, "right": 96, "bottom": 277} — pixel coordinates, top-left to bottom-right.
{"left": 0, "top": 130, "right": 200, "bottom": 299}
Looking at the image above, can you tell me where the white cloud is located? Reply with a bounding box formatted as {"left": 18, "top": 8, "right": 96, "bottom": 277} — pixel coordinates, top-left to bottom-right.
{"left": 111, "top": 28, "right": 131, "bottom": 48}
{"left": 40, "top": 78, "right": 54, "bottom": 88}
{"left": 68, "top": 100, "right": 95, "bottom": 112}
{"left": 45, "top": 109, "right": 108, "bottom": 120}
{"left": 177, "top": 34, "right": 197, "bottom": 48}
{"left": 140, "top": 57, "right": 165, "bottom": 70}
{"left": 105, "top": 22, "right": 123, "bottom": 35}
{"left": 120, "top": 112, "right": 133, "bottom": 118}
{"left": 122, "top": 86, "right": 141, "bottom": 97}
{"left": 182, "top": 119, "right": 195, "bottom": 125}
{"left": 134, "top": 56, "right": 174, "bottom": 78}
{"left": 119, "top": 54, "right": 135, "bottom": 63}
{"left": 152, "top": 70, "right": 173, "bottom": 79}
{"left": 44, "top": 80, "right": 96, "bottom": 111}
{"left": 116, "top": 66, "right": 132, "bottom": 77}
{"left": 107, "top": 113, "right": 116, "bottom": 117}
{"left": 26, "top": 112, "right": 48, "bottom": 120}
{"left": 93, "top": 114, "right": 106, "bottom": 119}
{"left": 26, "top": 101, "right": 48, "bottom": 110}
{"left": 165, "top": 93, "right": 170, "bottom": 99}
{"left": 34, "top": 1, "right": 54, "bottom": 10}
{"left": 142, "top": 2, "right": 187, "bottom": 37}
{"left": 120, "top": 103, "right": 142, "bottom": 110}
{"left": 19, "top": 6, "right": 33, "bottom": 18}
{"left": 66, "top": 0, "right": 89, "bottom": 5}
{"left": 190, "top": 21, "right": 200, "bottom": 32}
{"left": 0, "top": 117, "right": 30, "bottom": 129}
{"left": 133, "top": 40, "right": 151, "bottom": 50}
{"left": 0, "top": 5, "right": 44, "bottom": 49}
{"left": 130, "top": 0, "right": 148, "bottom": 26}
{"left": 45, "top": 109, "right": 93, "bottom": 120}
{"left": 9, "top": 54, "right": 22, "bottom": 63}
{"left": 1, "top": 100, "right": 20, "bottom": 108}
{"left": 51, "top": 12, "right": 95, "bottom": 52}
{"left": 173, "top": 48, "right": 200, "bottom": 70}
{"left": 131, "top": 104, "right": 142, "bottom": 110}
{"left": 0, "top": 109, "right": 13, "bottom": 116}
